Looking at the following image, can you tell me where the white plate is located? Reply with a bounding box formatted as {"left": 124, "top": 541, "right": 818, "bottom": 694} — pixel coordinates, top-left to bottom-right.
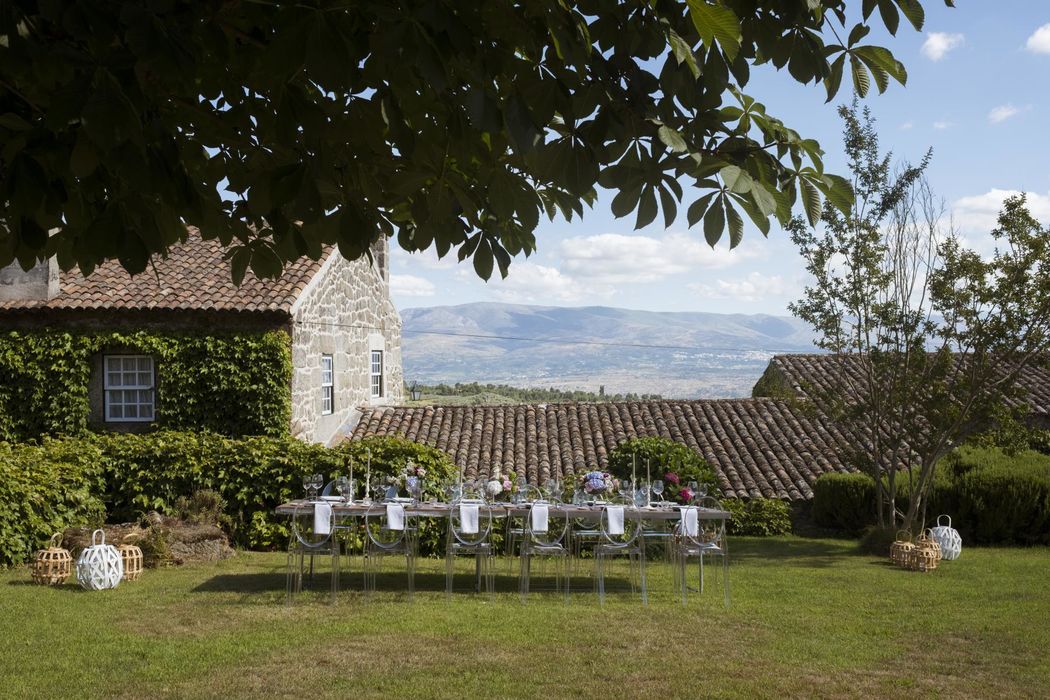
{"left": 320, "top": 496, "right": 343, "bottom": 502}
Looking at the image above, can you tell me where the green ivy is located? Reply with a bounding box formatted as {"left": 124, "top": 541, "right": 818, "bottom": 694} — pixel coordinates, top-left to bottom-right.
{"left": 0, "top": 329, "right": 292, "bottom": 441}
{"left": 0, "top": 439, "right": 106, "bottom": 566}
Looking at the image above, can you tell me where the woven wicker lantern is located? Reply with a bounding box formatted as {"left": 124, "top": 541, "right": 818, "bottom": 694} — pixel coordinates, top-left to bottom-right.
{"left": 76, "top": 529, "right": 124, "bottom": 591}
{"left": 889, "top": 531, "right": 915, "bottom": 567}
{"left": 909, "top": 529, "right": 942, "bottom": 572}
{"left": 930, "top": 514, "right": 962, "bottom": 561}
{"left": 117, "top": 535, "right": 144, "bottom": 582}
{"left": 31, "top": 533, "right": 72, "bottom": 586}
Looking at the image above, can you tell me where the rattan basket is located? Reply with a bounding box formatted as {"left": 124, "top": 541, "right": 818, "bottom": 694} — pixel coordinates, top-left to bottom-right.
{"left": 31, "top": 533, "right": 72, "bottom": 586}
{"left": 909, "top": 529, "right": 942, "bottom": 572}
{"left": 117, "top": 535, "right": 144, "bottom": 582}
{"left": 889, "top": 530, "right": 915, "bottom": 567}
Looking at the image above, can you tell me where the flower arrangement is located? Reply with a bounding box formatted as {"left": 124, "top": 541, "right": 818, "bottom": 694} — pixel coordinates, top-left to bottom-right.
{"left": 578, "top": 470, "right": 615, "bottom": 495}
{"left": 485, "top": 476, "right": 513, "bottom": 499}
{"left": 384, "top": 461, "right": 427, "bottom": 492}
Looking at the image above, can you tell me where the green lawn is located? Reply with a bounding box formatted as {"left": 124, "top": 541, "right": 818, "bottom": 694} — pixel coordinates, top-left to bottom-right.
{"left": 2, "top": 538, "right": 1048, "bottom": 699}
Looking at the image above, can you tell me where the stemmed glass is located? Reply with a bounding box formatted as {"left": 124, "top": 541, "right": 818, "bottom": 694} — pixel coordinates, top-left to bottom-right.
{"left": 514, "top": 476, "right": 528, "bottom": 504}
{"left": 618, "top": 478, "right": 634, "bottom": 502}
{"left": 335, "top": 476, "right": 351, "bottom": 502}
{"left": 651, "top": 479, "right": 665, "bottom": 504}
{"left": 697, "top": 482, "right": 709, "bottom": 499}
{"left": 302, "top": 473, "right": 313, "bottom": 499}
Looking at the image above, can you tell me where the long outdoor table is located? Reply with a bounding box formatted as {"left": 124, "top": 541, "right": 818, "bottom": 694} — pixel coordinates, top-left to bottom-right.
{"left": 275, "top": 500, "right": 731, "bottom": 521}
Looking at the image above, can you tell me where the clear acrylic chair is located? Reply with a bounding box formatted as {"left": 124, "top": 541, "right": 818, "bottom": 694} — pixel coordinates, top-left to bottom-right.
{"left": 593, "top": 500, "right": 647, "bottom": 606}
{"left": 446, "top": 496, "right": 495, "bottom": 598}
{"left": 286, "top": 501, "right": 339, "bottom": 603}
{"left": 519, "top": 500, "right": 570, "bottom": 602}
{"left": 363, "top": 500, "right": 417, "bottom": 599}
{"left": 672, "top": 495, "right": 729, "bottom": 607}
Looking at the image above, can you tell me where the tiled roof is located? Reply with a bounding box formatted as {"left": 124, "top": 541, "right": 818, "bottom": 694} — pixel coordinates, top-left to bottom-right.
{"left": 764, "top": 354, "right": 1050, "bottom": 416}
{"left": 349, "top": 399, "right": 861, "bottom": 500}
{"left": 0, "top": 228, "right": 330, "bottom": 314}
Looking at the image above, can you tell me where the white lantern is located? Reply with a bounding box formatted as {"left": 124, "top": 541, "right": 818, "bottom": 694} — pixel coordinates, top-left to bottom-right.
{"left": 76, "top": 529, "right": 124, "bottom": 590}
{"left": 930, "top": 514, "right": 962, "bottom": 561}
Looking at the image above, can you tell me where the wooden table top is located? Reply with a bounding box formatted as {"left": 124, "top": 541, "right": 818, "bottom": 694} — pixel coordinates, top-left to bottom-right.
{"left": 275, "top": 499, "right": 730, "bottom": 521}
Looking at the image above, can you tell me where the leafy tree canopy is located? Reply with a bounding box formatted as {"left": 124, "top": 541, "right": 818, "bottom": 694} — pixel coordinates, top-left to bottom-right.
{"left": 0, "top": 0, "right": 948, "bottom": 283}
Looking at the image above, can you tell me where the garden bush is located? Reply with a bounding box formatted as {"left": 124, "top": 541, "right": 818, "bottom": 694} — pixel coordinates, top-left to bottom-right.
{"left": 90, "top": 431, "right": 458, "bottom": 552}
{"left": 946, "top": 447, "right": 1050, "bottom": 545}
{"left": 607, "top": 437, "right": 717, "bottom": 503}
{"left": 722, "top": 498, "right": 792, "bottom": 536}
{"left": 0, "top": 439, "right": 106, "bottom": 566}
{"left": 812, "top": 472, "right": 876, "bottom": 535}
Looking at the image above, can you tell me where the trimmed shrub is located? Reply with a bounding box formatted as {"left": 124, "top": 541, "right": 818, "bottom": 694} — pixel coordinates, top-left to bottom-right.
{"left": 90, "top": 431, "right": 458, "bottom": 552}
{"left": 722, "top": 498, "right": 792, "bottom": 536}
{"left": 0, "top": 439, "right": 106, "bottom": 566}
{"left": 947, "top": 447, "right": 1050, "bottom": 545}
{"left": 607, "top": 437, "right": 717, "bottom": 503}
{"left": 812, "top": 472, "right": 876, "bottom": 535}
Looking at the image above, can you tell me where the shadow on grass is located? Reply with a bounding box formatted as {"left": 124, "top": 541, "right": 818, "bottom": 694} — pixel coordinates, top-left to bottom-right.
{"left": 729, "top": 537, "right": 860, "bottom": 569}
{"left": 192, "top": 568, "right": 632, "bottom": 598}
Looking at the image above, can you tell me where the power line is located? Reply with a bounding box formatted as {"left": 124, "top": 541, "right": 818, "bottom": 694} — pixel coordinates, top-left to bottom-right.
{"left": 292, "top": 319, "right": 810, "bottom": 354}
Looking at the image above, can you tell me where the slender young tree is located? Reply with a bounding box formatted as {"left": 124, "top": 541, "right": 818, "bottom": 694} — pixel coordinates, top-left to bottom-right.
{"left": 789, "top": 102, "right": 1050, "bottom": 531}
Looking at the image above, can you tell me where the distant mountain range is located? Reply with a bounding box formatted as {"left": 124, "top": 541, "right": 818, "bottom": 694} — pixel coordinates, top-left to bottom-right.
{"left": 400, "top": 302, "right": 819, "bottom": 399}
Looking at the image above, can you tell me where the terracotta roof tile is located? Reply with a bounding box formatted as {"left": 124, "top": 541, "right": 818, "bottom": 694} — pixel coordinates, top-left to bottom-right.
{"left": 767, "top": 353, "right": 1050, "bottom": 416}
{"left": 349, "top": 399, "right": 861, "bottom": 500}
{"left": 0, "top": 228, "right": 331, "bottom": 314}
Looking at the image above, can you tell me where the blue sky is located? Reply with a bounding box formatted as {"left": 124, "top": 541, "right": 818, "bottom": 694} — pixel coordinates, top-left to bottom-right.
{"left": 390, "top": 2, "right": 1050, "bottom": 317}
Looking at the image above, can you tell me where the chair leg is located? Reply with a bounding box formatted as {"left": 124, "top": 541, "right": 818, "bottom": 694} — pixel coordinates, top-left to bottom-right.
{"left": 445, "top": 550, "right": 454, "bottom": 600}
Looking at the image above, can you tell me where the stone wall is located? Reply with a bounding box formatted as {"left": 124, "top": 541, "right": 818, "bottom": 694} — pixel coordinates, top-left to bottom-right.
{"left": 289, "top": 241, "right": 402, "bottom": 444}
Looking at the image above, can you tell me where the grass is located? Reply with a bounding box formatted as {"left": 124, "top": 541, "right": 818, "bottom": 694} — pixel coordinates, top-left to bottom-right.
{"left": 2, "top": 537, "right": 1048, "bottom": 699}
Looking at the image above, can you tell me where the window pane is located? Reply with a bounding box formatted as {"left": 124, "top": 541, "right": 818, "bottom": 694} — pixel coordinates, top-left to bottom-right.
{"left": 122, "top": 357, "right": 136, "bottom": 372}
{"left": 125, "top": 403, "right": 139, "bottom": 419}
{"left": 137, "top": 372, "right": 153, "bottom": 387}
{"left": 140, "top": 404, "right": 154, "bottom": 419}
{"left": 107, "top": 372, "right": 121, "bottom": 387}
{"left": 138, "top": 389, "right": 152, "bottom": 404}
{"left": 109, "top": 404, "right": 124, "bottom": 419}
{"left": 138, "top": 357, "right": 151, "bottom": 372}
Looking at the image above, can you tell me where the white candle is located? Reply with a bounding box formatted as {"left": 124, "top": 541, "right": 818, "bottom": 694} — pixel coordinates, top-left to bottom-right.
{"left": 349, "top": 455, "right": 354, "bottom": 499}
{"left": 366, "top": 449, "right": 371, "bottom": 498}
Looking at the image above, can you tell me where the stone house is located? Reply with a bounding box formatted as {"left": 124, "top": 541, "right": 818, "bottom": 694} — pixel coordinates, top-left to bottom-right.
{"left": 0, "top": 229, "right": 402, "bottom": 445}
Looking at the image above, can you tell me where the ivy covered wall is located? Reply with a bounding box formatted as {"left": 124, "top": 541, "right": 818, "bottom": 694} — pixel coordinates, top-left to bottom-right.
{"left": 0, "top": 330, "right": 292, "bottom": 442}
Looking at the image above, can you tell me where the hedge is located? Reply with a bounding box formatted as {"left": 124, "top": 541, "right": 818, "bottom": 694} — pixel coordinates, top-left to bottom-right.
{"left": 0, "top": 431, "right": 460, "bottom": 564}
{"left": 813, "top": 447, "right": 1050, "bottom": 544}
{"left": 812, "top": 472, "right": 876, "bottom": 535}
{"left": 722, "top": 498, "right": 792, "bottom": 536}
{"left": 0, "top": 330, "right": 292, "bottom": 442}
{"left": 0, "top": 439, "right": 106, "bottom": 566}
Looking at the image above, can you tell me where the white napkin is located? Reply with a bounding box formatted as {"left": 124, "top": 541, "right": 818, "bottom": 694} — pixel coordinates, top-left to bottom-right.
{"left": 313, "top": 501, "right": 332, "bottom": 536}
{"left": 531, "top": 503, "right": 549, "bottom": 533}
{"left": 606, "top": 506, "right": 625, "bottom": 536}
{"left": 386, "top": 503, "right": 405, "bottom": 531}
{"left": 681, "top": 506, "right": 699, "bottom": 538}
{"left": 459, "top": 503, "right": 480, "bottom": 534}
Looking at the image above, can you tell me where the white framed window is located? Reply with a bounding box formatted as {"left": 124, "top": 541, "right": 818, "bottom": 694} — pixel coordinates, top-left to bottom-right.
{"left": 321, "top": 354, "right": 334, "bottom": 415}
{"left": 370, "top": 350, "right": 384, "bottom": 398}
{"left": 104, "top": 355, "right": 155, "bottom": 422}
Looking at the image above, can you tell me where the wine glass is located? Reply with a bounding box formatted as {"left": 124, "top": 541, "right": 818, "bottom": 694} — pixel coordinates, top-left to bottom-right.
{"left": 311, "top": 474, "right": 324, "bottom": 498}
{"left": 619, "top": 478, "right": 634, "bottom": 501}
{"left": 652, "top": 479, "right": 664, "bottom": 504}
{"left": 302, "top": 473, "right": 313, "bottom": 499}
{"left": 549, "top": 479, "right": 563, "bottom": 502}
{"left": 335, "top": 476, "right": 349, "bottom": 501}
{"left": 697, "top": 482, "right": 709, "bottom": 499}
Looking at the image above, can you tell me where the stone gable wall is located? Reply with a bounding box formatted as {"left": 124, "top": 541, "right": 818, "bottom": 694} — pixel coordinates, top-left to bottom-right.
{"left": 290, "top": 243, "right": 402, "bottom": 444}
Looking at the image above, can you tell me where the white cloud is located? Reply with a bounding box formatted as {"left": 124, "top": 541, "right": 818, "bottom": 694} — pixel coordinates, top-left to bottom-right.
{"left": 900, "top": 121, "right": 914, "bottom": 130}
{"left": 953, "top": 189, "right": 1050, "bottom": 233}
{"left": 688, "top": 273, "right": 794, "bottom": 303}
{"left": 921, "top": 32, "right": 964, "bottom": 61}
{"left": 988, "top": 104, "right": 1020, "bottom": 124}
{"left": 488, "top": 263, "right": 592, "bottom": 304}
{"left": 558, "top": 232, "right": 763, "bottom": 285}
{"left": 389, "top": 246, "right": 460, "bottom": 271}
{"left": 1025, "top": 23, "right": 1050, "bottom": 53}
{"left": 390, "top": 274, "right": 436, "bottom": 297}
{"left": 932, "top": 120, "right": 954, "bottom": 130}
